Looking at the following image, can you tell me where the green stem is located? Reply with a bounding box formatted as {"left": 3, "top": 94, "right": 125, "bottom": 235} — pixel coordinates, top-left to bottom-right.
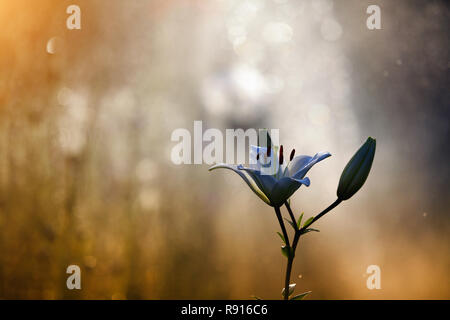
{"left": 275, "top": 206, "right": 291, "bottom": 300}
{"left": 285, "top": 201, "right": 298, "bottom": 231}
{"left": 275, "top": 206, "right": 290, "bottom": 248}
{"left": 284, "top": 255, "right": 293, "bottom": 300}
{"left": 299, "top": 199, "right": 342, "bottom": 232}
{"left": 283, "top": 202, "right": 300, "bottom": 300}
{"left": 278, "top": 199, "right": 343, "bottom": 300}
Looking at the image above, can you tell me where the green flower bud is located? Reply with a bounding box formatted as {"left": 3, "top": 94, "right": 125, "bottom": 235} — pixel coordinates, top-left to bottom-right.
{"left": 337, "top": 137, "right": 376, "bottom": 200}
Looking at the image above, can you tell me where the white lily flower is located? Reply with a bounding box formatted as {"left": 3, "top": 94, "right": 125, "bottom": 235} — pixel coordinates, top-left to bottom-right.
{"left": 209, "top": 145, "right": 331, "bottom": 207}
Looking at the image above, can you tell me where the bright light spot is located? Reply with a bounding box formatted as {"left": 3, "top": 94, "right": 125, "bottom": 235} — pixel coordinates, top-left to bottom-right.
{"left": 46, "top": 37, "right": 62, "bottom": 54}
{"left": 231, "top": 64, "right": 267, "bottom": 102}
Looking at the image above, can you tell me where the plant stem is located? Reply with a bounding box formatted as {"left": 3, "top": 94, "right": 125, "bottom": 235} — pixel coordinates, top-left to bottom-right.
{"left": 277, "top": 199, "right": 343, "bottom": 300}
{"left": 285, "top": 201, "right": 298, "bottom": 231}
{"left": 275, "top": 206, "right": 292, "bottom": 300}
{"left": 275, "top": 206, "right": 290, "bottom": 248}
{"left": 299, "top": 199, "right": 342, "bottom": 232}
{"left": 283, "top": 202, "right": 300, "bottom": 300}
{"left": 284, "top": 255, "right": 293, "bottom": 300}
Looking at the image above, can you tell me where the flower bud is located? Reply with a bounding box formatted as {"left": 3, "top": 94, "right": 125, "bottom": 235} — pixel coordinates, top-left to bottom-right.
{"left": 337, "top": 137, "right": 376, "bottom": 200}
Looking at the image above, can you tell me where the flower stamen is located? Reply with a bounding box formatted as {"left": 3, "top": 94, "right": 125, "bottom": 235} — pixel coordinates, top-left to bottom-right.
{"left": 279, "top": 145, "right": 284, "bottom": 165}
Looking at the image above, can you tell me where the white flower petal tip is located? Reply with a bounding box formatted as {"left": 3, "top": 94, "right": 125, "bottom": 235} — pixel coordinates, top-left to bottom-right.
{"left": 300, "top": 177, "right": 310, "bottom": 187}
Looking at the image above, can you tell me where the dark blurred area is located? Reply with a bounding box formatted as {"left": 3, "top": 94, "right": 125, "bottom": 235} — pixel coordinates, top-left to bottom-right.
{"left": 0, "top": 0, "right": 448, "bottom": 299}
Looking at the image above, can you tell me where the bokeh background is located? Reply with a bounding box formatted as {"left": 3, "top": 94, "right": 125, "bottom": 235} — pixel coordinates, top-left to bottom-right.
{"left": 0, "top": 0, "right": 448, "bottom": 299}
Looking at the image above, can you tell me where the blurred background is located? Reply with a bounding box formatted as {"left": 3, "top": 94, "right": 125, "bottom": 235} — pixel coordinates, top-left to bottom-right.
{"left": 0, "top": 0, "right": 448, "bottom": 299}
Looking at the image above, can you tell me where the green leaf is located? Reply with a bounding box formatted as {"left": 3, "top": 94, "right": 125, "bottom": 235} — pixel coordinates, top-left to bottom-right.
{"left": 303, "top": 216, "right": 314, "bottom": 229}
{"left": 281, "top": 283, "right": 296, "bottom": 297}
{"left": 277, "top": 232, "right": 286, "bottom": 244}
{"left": 284, "top": 218, "right": 296, "bottom": 230}
{"left": 301, "top": 228, "right": 320, "bottom": 235}
{"left": 297, "top": 212, "right": 304, "bottom": 229}
{"left": 290, "top": 291, "right": 312, "bottom": 300}
{"left": 281, "top": 245, "right": 293, "bottom": 259}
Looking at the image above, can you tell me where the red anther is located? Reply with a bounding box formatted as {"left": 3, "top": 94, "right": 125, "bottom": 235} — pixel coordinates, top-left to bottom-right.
{"left": 290, "top": 149, "right": 295, "bottom": 161}
{"left": 279, "top": 145, "right": 284, "bottom": 165}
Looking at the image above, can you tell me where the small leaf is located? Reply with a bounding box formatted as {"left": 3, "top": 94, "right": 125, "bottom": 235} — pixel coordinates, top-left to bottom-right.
{"left": 281, "top": 283, "right": 296, "bottom": 297}
{"left": 301, "top": 228, "right": 320, "bottom": 235}
{"left": 303, "top": 216, "right": 314, "bottom": 228}
{"left": 284, "top": 218, "right": 296, "bottom": 230}
{"left": 290, "top": 291, "right": 312, "bottom": 300}
{"left": 277, "top": 232, "right": 286, "bottom": 244}
{"left": 281, "top": 245, "right": 293, "bottom": 259}
{"left": 297, "top": 212, "right": 304, "bottom": 229}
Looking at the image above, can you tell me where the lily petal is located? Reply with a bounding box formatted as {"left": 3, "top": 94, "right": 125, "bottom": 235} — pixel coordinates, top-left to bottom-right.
{"left": 237, "top": 165, "right": 278, "bottom": 202}
{"left": 269, "top": 176, "right": 311, "bottom": 207}
{"left": 209, "top": 164, "right": 271, "bottom": 205}
{"left": 287, "top": 155, "right": 313, "bottom": 177}
{"left": 294, "top": 176, "right": 311, "bottom": 187}
{"left": 291, "top": 152, "right": 331, "bottom": 180}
